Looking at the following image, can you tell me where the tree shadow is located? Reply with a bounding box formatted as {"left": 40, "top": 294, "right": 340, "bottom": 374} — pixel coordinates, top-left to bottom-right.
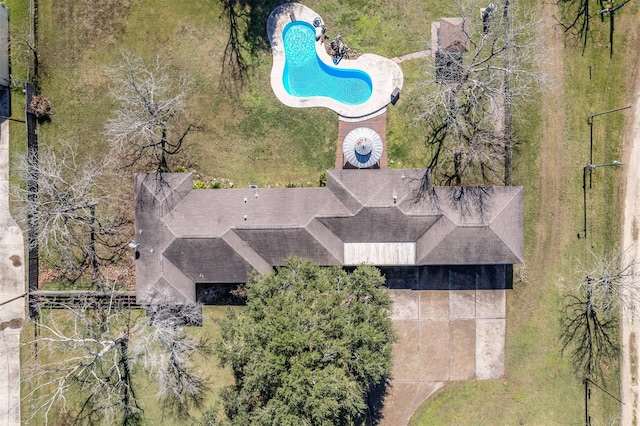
{"left": 366, "top": 377, "right": 391, "bottom": 425}
{"left": 412, "top": 169, "right": 496, "bottom": 224}
{"left": 219, "top": 0, "right": 291, "bottom": 91}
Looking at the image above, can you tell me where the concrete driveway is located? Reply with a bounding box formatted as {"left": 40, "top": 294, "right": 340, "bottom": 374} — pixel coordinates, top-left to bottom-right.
{"left": 0, "top": 119, "right": 25, "bottom": 426}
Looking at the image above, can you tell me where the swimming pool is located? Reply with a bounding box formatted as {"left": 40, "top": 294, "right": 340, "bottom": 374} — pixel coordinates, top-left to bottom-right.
{"left": 267, "top": 3, "right": 403, "bottom": 121}
{"left": 282, "top": 21, "right": 372, "bottom": 105}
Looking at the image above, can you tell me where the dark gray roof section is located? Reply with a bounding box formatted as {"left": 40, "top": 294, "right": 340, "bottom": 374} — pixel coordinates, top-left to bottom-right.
{"left": 134, "top": 171, "right": 524, "bottom": 303}
{"left": 436, "top": 17, "right": 470, "bottom": 53}
{"left": 318, "top": 206, "right": 439, "bottom": 242}
{"left": 235, "top": 228, "right": 342, "bottom": 266}
{"left": 164, "top": 238, "right": 255, "bottom": 283}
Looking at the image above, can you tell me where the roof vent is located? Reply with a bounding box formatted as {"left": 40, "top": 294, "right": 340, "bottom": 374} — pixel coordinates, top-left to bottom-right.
{"left": 343, "top": 127, "right": 383, "bottom": 168}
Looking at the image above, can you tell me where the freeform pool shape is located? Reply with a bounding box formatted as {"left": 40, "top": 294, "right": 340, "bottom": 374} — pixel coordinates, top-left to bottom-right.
{"left": 267, "top": 3, "right": 404, "bottom": 121}
{"left": 282, "top": 21, "right": 372, "bottom": 105}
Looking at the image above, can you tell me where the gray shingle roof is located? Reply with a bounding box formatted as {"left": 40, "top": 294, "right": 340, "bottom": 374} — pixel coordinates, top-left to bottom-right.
{"left": 134, "top": 170, "right": 523, "bottom": 303}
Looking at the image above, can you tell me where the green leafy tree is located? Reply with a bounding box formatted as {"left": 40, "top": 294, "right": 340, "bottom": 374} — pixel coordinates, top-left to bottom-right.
{"left": 216, "top": 257, "right": 395, "bottom": 425}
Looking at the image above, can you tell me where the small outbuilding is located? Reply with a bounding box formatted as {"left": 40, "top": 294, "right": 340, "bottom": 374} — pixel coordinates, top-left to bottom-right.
{"left": 431, "top": 17, "right": 470, "bottom": 84}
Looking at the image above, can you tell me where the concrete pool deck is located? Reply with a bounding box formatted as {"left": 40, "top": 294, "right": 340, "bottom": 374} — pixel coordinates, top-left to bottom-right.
{"left": 267, "top": 3, "right": 404, "bottom": 122}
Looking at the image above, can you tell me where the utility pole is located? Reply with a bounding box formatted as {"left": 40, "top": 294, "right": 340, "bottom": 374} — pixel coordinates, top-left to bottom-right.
{"left": 586, "top": 105, "right": 630, "bottom": 188}
{"left": 581, "top": 161, "right": 622, "bottom": 238}
{"left": 584, "top": 376, "right": 624, "bottom": 425}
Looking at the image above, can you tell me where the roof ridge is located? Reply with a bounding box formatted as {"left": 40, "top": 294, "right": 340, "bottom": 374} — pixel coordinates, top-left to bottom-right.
{"left": 140, "top": 173, "right": 191, "bottom": 201}
{"left": 487, "top": 187, "right": 521, "bottom": 224}
{"left": 488, "top": 187, "right": 524, "bottom": 263}
{"left": 326, "top": 170, "right": 364, "bottom": 214}
{"left": 222, "top": 230, "right": 273, "bottom": 274}
{"left": 305, "top": 219, "right": 344, "bottom": 263}
{"left": 156, "top": 259, "right": 196, "bottom": 302}
{"left": 415, "top": 215, "right": 457, "bottom": 264}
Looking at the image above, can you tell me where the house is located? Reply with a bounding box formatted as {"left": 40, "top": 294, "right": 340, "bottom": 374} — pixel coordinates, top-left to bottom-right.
{"left": 133, "top": 169, "right": 523, "bottom": 304}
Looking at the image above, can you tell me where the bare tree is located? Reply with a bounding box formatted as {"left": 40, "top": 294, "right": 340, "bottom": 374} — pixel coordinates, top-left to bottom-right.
{"left": 557, "top": 0, "right": 630, "bottom": 57}
{"left": 414, "top": 0, "right": 546, "bottom": 185}
{"left": 135, "top": 288, "right": 210, "bottom": 420}
{"left": 555, "top": 0, "right": 592, "bottom": 53}
{"left": 105, "top": 51, "right": 194, "bottom": 173}
{"left": 577, "top": 248, "right": 640, "bottom": 313}
{"left": 4, "top": 18, "right": 40, "bottom": 88}
{"left": 560, "top": 248, "right": 640, "bottom": 380}
{"left": 561, "top": 279, "right": 619, "bottom": 381}
{"left": 23, "top": 283, "right": 210, "bottom": 425}
{"left": 11, "top": 142, "right": 131, "bottom": 286}
{"left": 23, "top": 281, "right": 143, "bottom": 425}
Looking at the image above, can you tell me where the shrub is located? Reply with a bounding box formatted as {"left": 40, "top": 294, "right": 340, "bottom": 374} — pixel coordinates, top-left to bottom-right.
{"left": 318, "top": 171, "right": 327, "bottom": 187}
{"left": 193, "top": 180, "right": 208, "bottom": 189}
{"left": 30, "top": 94, "right": 52, "bottom": 122}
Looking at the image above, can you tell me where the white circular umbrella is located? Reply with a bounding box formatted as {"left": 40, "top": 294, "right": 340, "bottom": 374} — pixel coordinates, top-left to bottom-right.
{"left": 343, "top": 127, "right": 383, "bottom": 168}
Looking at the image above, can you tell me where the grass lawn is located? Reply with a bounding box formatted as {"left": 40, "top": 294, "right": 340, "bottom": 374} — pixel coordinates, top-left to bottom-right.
{"left": 7, "top": 0, "right": 639, "bottom": 424}
{"left": 26, "top": 0, "right": 444, "bottom": 187}
{"left": 137, "top": 306, "right": 236, "bottom": 425}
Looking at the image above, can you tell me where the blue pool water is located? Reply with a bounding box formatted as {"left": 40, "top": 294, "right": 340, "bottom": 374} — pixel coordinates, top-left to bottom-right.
{"left": 282, "top": 21, "right": 372, "bottom": 105}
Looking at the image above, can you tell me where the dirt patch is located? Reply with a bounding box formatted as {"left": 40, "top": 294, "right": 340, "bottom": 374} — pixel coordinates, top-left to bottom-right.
{"left": 0, "top": 318, "right": 24, "bottom": 330}
{"left": 619, "top": 6, "right": 640, "bottom": 423}
{"left": 39, "top": 263, "right": 135, "bottom": 288}
{"left": 620, "top": 11, "right": 640, "bottom": 421}
{"left": 9, "top": 254, "right": 21, "bottom": 267}
{"left": 529, "top": 2, "right": 568, "bottom": 273}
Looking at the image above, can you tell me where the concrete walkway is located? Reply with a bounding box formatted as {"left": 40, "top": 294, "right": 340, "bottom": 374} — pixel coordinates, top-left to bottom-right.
{"left": 392, "top": 50, "right": 431, "bottom": 64}
{"left": 0, "top": 119, "right": 25, "bottom": 426}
